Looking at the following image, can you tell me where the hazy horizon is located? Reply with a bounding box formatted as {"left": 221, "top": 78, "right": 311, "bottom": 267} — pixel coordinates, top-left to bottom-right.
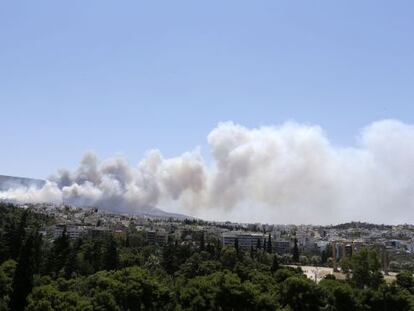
{"left": 1, "top": 119, "right": 414, "bottom": 225}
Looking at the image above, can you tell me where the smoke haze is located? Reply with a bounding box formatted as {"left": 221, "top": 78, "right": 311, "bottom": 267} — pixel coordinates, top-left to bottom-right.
{"left": 1, "top": 119, "right": 414, "bottom": 225}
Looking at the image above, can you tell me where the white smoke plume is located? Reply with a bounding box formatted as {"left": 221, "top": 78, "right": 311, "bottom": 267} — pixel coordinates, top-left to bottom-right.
{"left": 1, "top": 119, "right": 414, "bottom": 225}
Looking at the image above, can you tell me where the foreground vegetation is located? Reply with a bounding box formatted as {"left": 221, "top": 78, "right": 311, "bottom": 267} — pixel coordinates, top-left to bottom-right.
{"left": 1, "top": 203, "right": 414, "bottom": 310}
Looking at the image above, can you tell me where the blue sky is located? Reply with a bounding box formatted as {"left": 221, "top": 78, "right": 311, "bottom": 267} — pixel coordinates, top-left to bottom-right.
{"left": 1, "top": 1, "right": 414, "bottom": 179}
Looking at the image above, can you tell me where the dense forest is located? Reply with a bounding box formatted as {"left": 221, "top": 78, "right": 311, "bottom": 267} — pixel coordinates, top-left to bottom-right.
{"left": 1, "top": 203, "right": 414, "bottom": 310}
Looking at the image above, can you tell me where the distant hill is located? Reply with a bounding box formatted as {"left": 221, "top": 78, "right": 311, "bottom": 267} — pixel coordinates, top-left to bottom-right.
{"left": 130, "top": 205, "right": 191, "bottom": 220}
{"left": 327, "top": 221, "right": 392, "bottom": 230}
{"left": 0, "top": 175, "right": 46, "bottom": 191}
{"left": 0, "top": 175, "right": 189, "bottom": 219}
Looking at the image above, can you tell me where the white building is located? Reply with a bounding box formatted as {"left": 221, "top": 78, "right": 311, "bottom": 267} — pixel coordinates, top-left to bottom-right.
{"left": 53, "top": 225, "right": 86, "bottom": 240}
{"left": 275, "top": 240, "right": 291, "bottom": 254}
{"left": 222, "top": 232, "right": 265, "bottom": 249}
{"left": 146, "top": 230, "right": 168, "bottom": 245}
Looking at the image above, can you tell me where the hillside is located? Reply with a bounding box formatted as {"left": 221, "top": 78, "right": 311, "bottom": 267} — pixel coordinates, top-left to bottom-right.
{"left": 0, "top": 175, "right": 46, "bottom": 191}
{"left": 0, "top": 175, "right": 188, "bottom": 219}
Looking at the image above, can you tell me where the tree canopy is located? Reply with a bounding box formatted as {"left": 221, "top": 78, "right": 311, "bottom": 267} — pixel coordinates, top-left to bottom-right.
{"left": 0, "top": 203, "right": 414, "bottom": 311}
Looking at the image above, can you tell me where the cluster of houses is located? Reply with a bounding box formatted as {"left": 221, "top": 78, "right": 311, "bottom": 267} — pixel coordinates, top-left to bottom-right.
{"left": 17, "top": 203, "right": 414, "bottom": 271}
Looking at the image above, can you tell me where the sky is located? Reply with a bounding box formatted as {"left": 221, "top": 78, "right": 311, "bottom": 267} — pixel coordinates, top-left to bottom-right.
{"left": 1, "top": 1, "right": 413, "bottom": 179}
{"left": 1, "top": 1, "right": 414, "bottom": 223}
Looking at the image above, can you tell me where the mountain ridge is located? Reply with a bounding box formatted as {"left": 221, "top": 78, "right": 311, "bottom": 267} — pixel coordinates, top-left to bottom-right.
{"left": 0, "top": 175, "right": 189, "bottom": 219}
{"left": 0, "top": 174, "right": 46, "bottom": 191}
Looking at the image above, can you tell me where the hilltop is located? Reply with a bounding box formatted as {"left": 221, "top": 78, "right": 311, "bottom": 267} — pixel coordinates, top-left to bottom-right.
{"left": 0, "top": 175, "right": 45, "bottom": 191}
{"left": 0, "top": 175, "right": 188, "bottom": 219}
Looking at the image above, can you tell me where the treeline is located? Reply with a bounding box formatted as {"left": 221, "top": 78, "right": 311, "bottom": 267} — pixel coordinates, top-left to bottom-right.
{"left": 1, "top": 203, "right": 414, "bottom": 310}
{"left": 328, "top": 222, "right": 392, "bottom": 231}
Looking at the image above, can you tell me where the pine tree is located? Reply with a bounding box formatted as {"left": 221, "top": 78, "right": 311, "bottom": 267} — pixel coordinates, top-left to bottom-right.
{"left": 32, "top": 230, "right": 43, "bottom": 274}
{"left": 64, "top": 238, "right": 82, "bottom": 278}
{"left": 200, "top": 232, "right": 205, "bottom": 251}
{"left": 0, "top": 231, "right": 7, "bottom": 263}
{"left": 9, "top": 231, "right": 40, "bottom": 311}
{"left": 103, "top": 236, "right": 119, "bottom": 271}
{"left": 234, "top": 238, "right": 239, "bottom": 254}
{"left": 206, "top": 242, "right": 214, "bottom": 257}
{"left": 15, "top": 211, "right": 29, "bottom": 255}
{"left": 321, "top": 246, "right": 328, "bottom": 265}
{"left": 5, "top": 211, "right": 28, "bottom": 260}
{"left": 267, "top": 234, "right": 272, "bottom": 254}
{"left": 64, "top": 246, "right": 77, "bottom": 278}
{"left": 48, "top": 227, "right": 70, "bottom": 275}
{"left": 256, "top": 238, "right": 261, "bottom": 250}
{"left": 215, "top": 238, "right": 222, "bottom": 259}
{"left": 91, "top": 239, "right": 103, "bottom": 272}
{"left": 271, "top": 255, "right": 279, "bottom": 272}
{"left": 162, "top": 236, "right": 176, "bottom": 274}
{"left": 4, "top": 222, "right": 18, "bottom": 260}
{"left": 292, "top": 238, "right": 300, "bottom": 263}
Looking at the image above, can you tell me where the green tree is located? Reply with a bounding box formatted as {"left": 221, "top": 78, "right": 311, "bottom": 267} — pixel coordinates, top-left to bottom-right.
{"left": 215, "top": 271, "right": 251, "bottom": 310}
{"left": 177, "top": 253, "right": 209, "bottom": 279}
{"left": 124, "top": 234, "right": 130, "bottom": 248}
{"left": 93, "top": 267, "right": 172, "bottom": 310}
{"left": 321, "top": 244, "right": 332, "bottom": 265}
{"left": 234, "top": 238, "right": 239, "bottom": 254}
{"left": 81, "top": 238, "right": 104, "bottom": 274}
{"left": 351, "top": 248, "right": 383, "bottom": 289}
{"left": 274, "top": 267, "right": 304, "bottom": 283}
{"left": 256, "top": 238, "right": 261, "bottom": 250}
{"left": 64, "top": 238, "right": 83, "bottom": 279}
{"left": 26, "top": 285, "right": 92, "bottom": 311}
{"left": 47, "top": 227, "right": 70, "bottom": 275}
{"left": 220, "top": 246, "right": 238, "bottom": 270}
{"left": 103, "top": 236, "right": 119, "bottom": 271}
{"left": 178, "top": 271, "right": 269, "bottom": 311}
{"left": 162, "top": 237, "right": 177, "bottom": 275}
{"left": 339, "top": 256, "right": 352, "bottom": 279}
{"left": 8, "top": 231, "right": 41, "bottom": 311}
{"left": 396, "top": 271, "right": 414, "bottom": 293}
{"left": 280, "top": 276, "right": 323, "bottom": 311}
{"left": 5, "top": 211, "right": 28, "bottom": 260}
{"left": 0, "top": 260, "right": 16, "bottom": 311}
{"left": 271, "top": 255, "right": 279, "bottom": 273}
{"left": 292, "top": 238, "right": 300, "bottom": 263}
{"left": 178, "top": 273, "right": 219, "bottom": 310}
{"left": 92, "top": 291, "right": 120, "bottom": 311}
{"left": 200, "top": 232, "right": 205, "bottom": 251}
{"left": 266, "top": 234, "right": 272, "bottom": 254}
{"left": 359, "top": 284, "right": 413, "bottom": 311}
{"left": 319, "top": 279, "right": 358, "bottom": 311}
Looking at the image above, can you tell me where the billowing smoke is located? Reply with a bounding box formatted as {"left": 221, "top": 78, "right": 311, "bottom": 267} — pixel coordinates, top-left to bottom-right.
{"left": 1, "top": 119, "right": 414, "bottom": 225}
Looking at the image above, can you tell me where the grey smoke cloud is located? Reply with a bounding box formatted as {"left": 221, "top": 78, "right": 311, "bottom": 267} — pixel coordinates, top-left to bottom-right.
{"left": 1, "top": 119, "right": 414, "bottom": 225}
